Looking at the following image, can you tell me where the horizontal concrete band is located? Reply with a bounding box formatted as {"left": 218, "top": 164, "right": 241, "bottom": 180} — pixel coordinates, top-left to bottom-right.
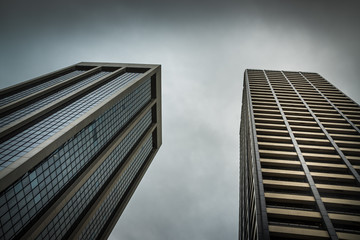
{"left": 263, "top": 70, "right": 338, "bottom": 240}
{"left": 268, "top": 207, "right": 325, "bottom": 221}
{"left": 282, "top": 71, "right": 360, "bottom": 185}
{"left": 265, "top": 192, "right": 360, "bottom": 207}
{"left": 263, "top": 179, "right": 360, "bottom": 193}
{"left": 270, "top": 224, "right": 360, "bottom": 240}
{"left": 261, "top": 158, "right": 360, "bottom": 171}
{"left": 301, "top": 72, "right": 360, "bottom": 113}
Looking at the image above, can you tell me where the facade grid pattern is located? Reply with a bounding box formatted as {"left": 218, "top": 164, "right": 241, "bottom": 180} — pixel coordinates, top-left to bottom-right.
{"left": 0, "top": 62, "right": 161, "bottom": 240}
{"left": 0, "top": 71, "right": 112, "bottom": 129}
{"left": 0, "top": 72, "right": 141, "bottom": 169}
{"left": 79, "top": 135, "right": 153, "bottom": 240}
{"left": 0, "top": 78, "right": 151, "bottom": 240}
{"left": 37, "top": 110, "right": 153, "bottom": 240}
{"left": 282, "top": 72, "right": 360, "bottom": 184}
{"left": 0, "top": 70, "right": 86, "bottom": 107}
{"left": 240, "top": 69, "right": 360, "bottom": 240}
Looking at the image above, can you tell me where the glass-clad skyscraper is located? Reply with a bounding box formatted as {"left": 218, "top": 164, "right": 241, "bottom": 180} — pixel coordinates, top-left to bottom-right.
{"left": 240, "top": 69, "right": 360, "bottom": 240}
{"left": 0, "top": 62, "right": 162, "bottom": 239}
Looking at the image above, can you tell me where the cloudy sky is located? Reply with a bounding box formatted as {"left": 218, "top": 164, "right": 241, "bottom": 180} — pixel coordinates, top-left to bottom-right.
{"left": 1, "top": 0, "right": 360, "bottom": 239}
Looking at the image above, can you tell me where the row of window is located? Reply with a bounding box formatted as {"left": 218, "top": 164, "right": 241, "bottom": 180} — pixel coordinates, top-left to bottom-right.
{"left": 0, "top": 70, "right": 85, "bottom": 107}
{"left": 38, "top": 110, "right": 152, "bottom": 239}
{"left": 80, "top": 136, "right": 153, "bottom": 239}
{"left": 0, "top": 72, "right": 141, "bottom": 169}
{"left": 0, "top": 78, "right": 151, "bottom": 239}
{"left": 0, "top": 71, "right": 111, "bottom": 128}
{"left": 247, "top": 70, "right": 360, "bottom": 236}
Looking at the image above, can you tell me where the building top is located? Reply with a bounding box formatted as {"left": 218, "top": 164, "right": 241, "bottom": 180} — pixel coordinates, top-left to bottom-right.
{"left": 240, "top": 69, "right": 360, "bottom": 239}
{"left": 0, "top": 62, "right": 161, "bottom": 192}
{"left": 0, "top": 62, "right": 162, "bottom": 240}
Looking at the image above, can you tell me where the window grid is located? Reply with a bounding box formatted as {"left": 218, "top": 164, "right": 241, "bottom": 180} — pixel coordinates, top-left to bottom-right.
{"left": 37, "top": 110, "right": 152, "bottom": 240}
{"left": 0, "top": 70, "right": 85, "bottom": 107}
{"left": 0, "top": 71, "right": 112, "bottom": 129}
{"left": 0, "top": 78, "right": 151, "bottom": 240}
{"left": 79, "top": 136, "right": 153, "bottom": 240}
{"left": 0, "top": 72, "right": 141, "bottom": 169}
{"left": 244, "top": 69, "right": 360, "bottom": 239}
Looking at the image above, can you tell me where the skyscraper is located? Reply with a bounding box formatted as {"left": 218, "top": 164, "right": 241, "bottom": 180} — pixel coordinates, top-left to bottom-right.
{"left": 0, "top": 62, "right": 162, "bottom": 239}
{"left": 240, "top": 69, "right": 360, "bottom": 240}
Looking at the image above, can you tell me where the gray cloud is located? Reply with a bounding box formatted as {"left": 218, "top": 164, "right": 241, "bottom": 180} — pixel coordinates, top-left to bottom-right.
{"left": 1, "top": 0, "right": 359, "bottom": 239}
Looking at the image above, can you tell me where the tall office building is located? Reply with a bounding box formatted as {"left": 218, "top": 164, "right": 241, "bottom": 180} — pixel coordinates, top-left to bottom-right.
{"left": 240, "top": 69, "right": 360, "bottom": 240}
{"left": 0, "top": 62, "right": 162, "bottom": 239}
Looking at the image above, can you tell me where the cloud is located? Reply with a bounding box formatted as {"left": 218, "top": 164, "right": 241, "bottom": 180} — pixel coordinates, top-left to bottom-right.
{"left": 1, "top": 0, "right": 359, "bottom": 239}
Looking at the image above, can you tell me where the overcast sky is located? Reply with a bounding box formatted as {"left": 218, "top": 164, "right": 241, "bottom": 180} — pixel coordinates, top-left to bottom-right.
{"left": 1, "top": 0, "right": 360, "bottom": 239}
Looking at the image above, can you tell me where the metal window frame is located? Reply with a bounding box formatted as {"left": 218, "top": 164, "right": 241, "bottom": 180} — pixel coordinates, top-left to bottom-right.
{"left": 22, "top": 101, "right": 157, "bottom": 239}
{"left": 0, "top": 62, "right": 161, "bottom": 240}
{"left": 282, "top": 71, "right": 360, "bottom": 185}
{"left": 263, "top": 70, "right": 338, "bottom": 240}
{"left": 243, "top": 70, "right": 270, "bottom": 240}
{"left": 299, "top": 72, "right": 360, "bottom": 135}
{"left": 0, "top": 63, "right": 161, "bottom": 193}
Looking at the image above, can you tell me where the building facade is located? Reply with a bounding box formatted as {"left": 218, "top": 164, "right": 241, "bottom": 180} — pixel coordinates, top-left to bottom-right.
{"left": 0, "top": 62, "right": 162, "bottom": 239}
{"left": 240, "top": 69, "right": 360, "bottom": 240}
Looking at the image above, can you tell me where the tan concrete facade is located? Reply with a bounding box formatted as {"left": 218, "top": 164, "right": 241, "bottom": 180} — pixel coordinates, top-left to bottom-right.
{"left": 240, "top": 69, "right": 360, "bottom": 240}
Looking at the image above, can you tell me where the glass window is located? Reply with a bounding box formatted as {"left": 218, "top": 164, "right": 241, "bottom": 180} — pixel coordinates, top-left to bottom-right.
{"left": 14, "top": 182, "right": 22, "bottom": 194}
